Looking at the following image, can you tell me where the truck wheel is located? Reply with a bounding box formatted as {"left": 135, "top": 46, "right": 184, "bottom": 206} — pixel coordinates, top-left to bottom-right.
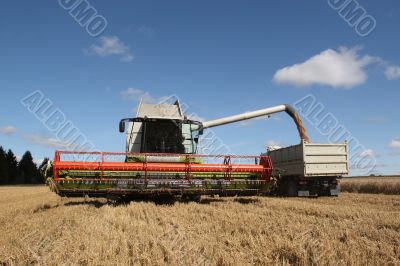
{"left": 287, "top": 181, "right": 298, "bottom": 197}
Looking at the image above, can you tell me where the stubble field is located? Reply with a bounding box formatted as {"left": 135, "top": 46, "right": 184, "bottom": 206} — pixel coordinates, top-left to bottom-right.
{"left": 0, "top": 185, "right": 399, "bottom": 265}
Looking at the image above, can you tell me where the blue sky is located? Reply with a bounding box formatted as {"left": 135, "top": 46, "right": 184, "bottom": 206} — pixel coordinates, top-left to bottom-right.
{"left": 1, "top": 0, "right": 400, "bottom": 175}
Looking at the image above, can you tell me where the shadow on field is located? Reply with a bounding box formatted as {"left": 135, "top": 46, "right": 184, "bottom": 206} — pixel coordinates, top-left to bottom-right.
{"left": 199, "top": 198, "right": 225, "bottom": 204}
{"left": 63, "top": 197, "right": 177, "bottom": 207}
{"left": 64, "top": 200, "right": 108, "bottom": 208}
{"left": 57, "top": 196, "right": 262, "bottom": 208}
{"left": 33, "top": 203, "right": 60, "bottom": 213}
{"left": 199, "top": 197, "right": 260, "bottom": 205}
{"left": 33, "top": 200, "right": 109, "bottom": 212}
{"left": 233, "top": 198, "right": 260, "bottom": 204}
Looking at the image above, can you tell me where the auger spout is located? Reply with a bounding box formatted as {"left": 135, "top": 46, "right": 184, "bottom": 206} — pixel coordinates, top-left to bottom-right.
{"left": 201, "top": 104, "right": 310, "bottom": 142}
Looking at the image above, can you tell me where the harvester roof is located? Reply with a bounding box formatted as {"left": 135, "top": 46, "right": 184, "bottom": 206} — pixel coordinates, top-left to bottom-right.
{"left": 136, "top": 100, "right": 185, "bottom": 120}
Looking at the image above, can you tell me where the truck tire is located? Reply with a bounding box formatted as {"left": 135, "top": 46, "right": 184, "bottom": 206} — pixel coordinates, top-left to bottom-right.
{"left": 287, "top": 181, "right": 298, "bottom": 197}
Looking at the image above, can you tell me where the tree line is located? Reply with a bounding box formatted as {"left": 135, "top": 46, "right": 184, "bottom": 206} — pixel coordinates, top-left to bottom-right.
{"left": 0, "top": 146, "right": 48, "bottom": 184}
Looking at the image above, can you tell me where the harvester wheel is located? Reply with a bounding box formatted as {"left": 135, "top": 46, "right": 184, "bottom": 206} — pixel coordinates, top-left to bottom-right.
{"left": 153, "top": 195, "right": 176, "bottom": 205}
{"left": 106, "top": 194, "right": 123, "bottom": 205}
{"left": 190, "top": 195, "right": 201, "bottom": 202}
{"left": 182, "top": 195, "right": 201, "bottom": 203}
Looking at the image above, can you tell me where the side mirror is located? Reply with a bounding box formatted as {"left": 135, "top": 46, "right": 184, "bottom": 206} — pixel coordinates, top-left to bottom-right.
{"left": 119, "top": 120, "right": 125, "bottom": 133}
{"left": 194, "top": 137, "right": 199, "bottom": 143}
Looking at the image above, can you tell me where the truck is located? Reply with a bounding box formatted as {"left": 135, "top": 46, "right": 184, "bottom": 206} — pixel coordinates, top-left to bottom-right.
{"left": 267, "top": 141, "right": 348, "bottom": 196}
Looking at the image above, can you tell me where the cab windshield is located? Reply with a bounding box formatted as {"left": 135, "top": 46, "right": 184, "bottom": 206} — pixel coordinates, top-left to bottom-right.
{"left": 141, "top": 120, "right": 200, "bottom": 154}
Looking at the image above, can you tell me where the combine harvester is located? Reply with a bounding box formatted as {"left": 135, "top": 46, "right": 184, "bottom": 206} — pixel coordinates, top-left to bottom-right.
{"left": 46, "top": 101, "right": 348, "bottom": 201}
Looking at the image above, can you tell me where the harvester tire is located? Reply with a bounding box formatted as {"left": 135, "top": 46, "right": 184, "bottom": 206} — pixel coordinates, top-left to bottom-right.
{"left": 189, "top": 195, "right": 201, "bottom": 202}
{"left": 154, "top": 195, "right": 176, "bottom": 205}
{"left": 182, "top": 195, "right": 201, "bottom": 203}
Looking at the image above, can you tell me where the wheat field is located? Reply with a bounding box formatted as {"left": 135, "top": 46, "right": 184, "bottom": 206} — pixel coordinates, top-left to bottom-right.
{"left": 0, "top": 186, "right": 400, "bottom": 265}
{"left": 341, "top": 176, "right": 400, "bottom": 195}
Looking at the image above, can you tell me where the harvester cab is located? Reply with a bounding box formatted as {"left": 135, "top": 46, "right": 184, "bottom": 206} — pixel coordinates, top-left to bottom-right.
{"left": 119, "top": 100, "right": 202, "bottom": 156}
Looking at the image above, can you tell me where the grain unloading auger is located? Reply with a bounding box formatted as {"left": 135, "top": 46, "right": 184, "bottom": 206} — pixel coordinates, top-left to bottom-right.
{"left": 47, "top": 101, "right": 347, "bottom": 200}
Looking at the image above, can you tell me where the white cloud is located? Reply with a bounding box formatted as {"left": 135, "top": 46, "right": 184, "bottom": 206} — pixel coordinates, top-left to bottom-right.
{"left": 23, "top": 134, "right": 67, "bottom": 149}
{"left": 360, "top": 149, "right": 374, "bottom": 157}
{"left": 85, "top": 36, "right": 134, "bottom": 62}
{"left": 120, "top": 88, "right": 170, "bottom": 103}
{"left": 273, "top": 47, "right": 378, "bottom": 88}
{"left": 0, "top": 126, "right": 17, "bottom": 135}
{"left": 265, "top": 140, "right": 283, "bottom": 151}
{"left": 389, "top": 137, "right": 400, "bottom": 149}
{"left": 120, "top": 88, "right": 177, "bottom": 107}
{"left": 273, "top": 46, "right": 400, "bottom": 88}
{"left": 384, "top": 65, "right": 400, "bottom": 80}
{"left": 266, "top": 140, "right": 282, "bottom": 146}
{"left": 120, "top": 87, "right": 146, "bottom": 101}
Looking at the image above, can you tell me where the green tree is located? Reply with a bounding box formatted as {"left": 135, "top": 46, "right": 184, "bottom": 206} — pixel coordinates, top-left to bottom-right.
{"left": 5, "top": 149, "right": 18, "bottom": 184}
{"left": 18, "top": 151, "right": 39, "bottom": 184}
{"left": 0, "top": 146, "right": 8, "bottom": 184}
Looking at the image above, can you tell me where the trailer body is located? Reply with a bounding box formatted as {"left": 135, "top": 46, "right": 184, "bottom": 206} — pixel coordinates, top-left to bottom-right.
{"left": 267, "top": 141, "right": 348, "bottom": 196}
